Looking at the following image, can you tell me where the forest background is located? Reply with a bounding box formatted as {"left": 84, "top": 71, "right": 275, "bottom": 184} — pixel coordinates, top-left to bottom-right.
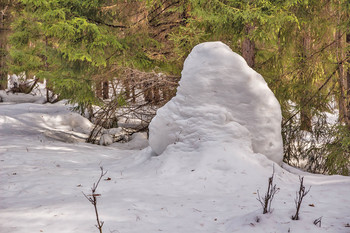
{"left": 1, "top": 0, "right": 350, "bottom": 175}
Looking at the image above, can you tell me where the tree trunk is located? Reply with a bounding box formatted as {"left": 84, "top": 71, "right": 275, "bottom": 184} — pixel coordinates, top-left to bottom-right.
{"left": 241, "top": 24, "right": 255, "bottom": 68}
{"left": 299, "top": 30, "right": 312, "bottom": 132}
{"left": 102, "top": 81, "right": 109, "bottom": 100}
{"left": 144, "top": 81, "right": 152, "bottom": 103}
{"left": 153, "top": 85, "right": 160, "bottom": 104}
{"left": 336, "top": 20, "right": 348, "bottom": 124}
{"left": 0, "top": 5, "right": 9, "bottom": 90}
{"left": 123, "top": 79, "right": 130, "bottom": 99}
{"left": 131, "top": 85, "right": 136, "bottom": 103}
{"left": 346, "top": 33, "right": 350, "bottom": 126}
{"left": 96, "top": 81, "right": 102, "bottom": 98}
{"left": 300, "top": 106, "right": 312, "bottom": 131}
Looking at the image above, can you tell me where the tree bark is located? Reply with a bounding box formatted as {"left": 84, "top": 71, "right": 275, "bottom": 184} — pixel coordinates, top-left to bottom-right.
{"left": 96, "top": 81, "right": 102, "bottom": 98}
{"left": 346, "top": 33, "right": 350, "bottom": 126}
{"left": 336, "top": 11, "right": 348, "bottom": 124}
{"left": 0, "top": 5, "right": 9, "bottom": 90}
{"left": 102, "top": 81, "right": 109, "bottom": 100}
{"left": 123, "top": 78, "right": 131, "bottom": 102}
{"left": 241, "top": 24, "right": 255, "bottom": 68}
{"left": 337, "top": 41, "right": 347, "bottom": 123}
{"left": 299, "top": 30, "right": 312, "bottom": 132}
{"left": 153, "top": 85, "right": 160, "bottom": 104}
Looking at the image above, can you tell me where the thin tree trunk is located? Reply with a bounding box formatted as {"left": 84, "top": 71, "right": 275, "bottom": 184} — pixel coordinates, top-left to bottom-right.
{"left": 132, "top": 85, "right": 136, "bottom": 103}
{"left": 337, "top": 44, "right": 347, "bottom": 123}
{"left": 96, "top": 81, "right": 102, "bottom": 98}
{"left": 153, "top": 85, "right": 160, "bottom": 104}
{"left": 336, "top": 8, "right": 348, "bottom": 124}
{"left": 346, "top": 33, "right": 350, "bottom": 126}
{"left": 241, "top": 24, "right": 255, "bottom": 68}
{"left": 144, "top": 81, "right": 152, "bottom": 103}
{"left": 300, "top": 30, "right": 312, "bottom": 132}
{"left": 0, "top": 5, "right": 9, "bottom": 90}
{"left": 300, "top": 105, "right": 312, "bottom": 131}
{"left": 103, "top": 81, "right": 109, "bottom": 99}
{"left": 123, "top": 79, "right": 130, "bottom": 99}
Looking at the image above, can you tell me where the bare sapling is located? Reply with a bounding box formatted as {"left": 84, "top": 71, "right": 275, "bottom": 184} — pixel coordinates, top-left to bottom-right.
{"left": 292, "top": 176, "right": 311, "bottom": 220}
{"left": 257, "top": 166, "right": 279, "bottom": 214}
{"left": 83, "top": 166, "right": 108, "bottom": 233}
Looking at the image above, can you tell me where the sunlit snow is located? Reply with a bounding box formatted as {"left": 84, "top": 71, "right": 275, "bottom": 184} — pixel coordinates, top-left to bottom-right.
{"left": 149, "top": 42, "right": 283, "bottom": 164}
{"left": 0, "top": 42, "right": 349, "bottom": 233}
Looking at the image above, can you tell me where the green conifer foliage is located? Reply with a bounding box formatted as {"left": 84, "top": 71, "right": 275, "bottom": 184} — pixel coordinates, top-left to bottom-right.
{"left": 6, "top": 0, "right": 350, "bottom": 174}
{"left": 170, "top": 0, "right": 298, "bottom": 60}
{"left": 9, "top": 0, "right": 125, "bottom": 106}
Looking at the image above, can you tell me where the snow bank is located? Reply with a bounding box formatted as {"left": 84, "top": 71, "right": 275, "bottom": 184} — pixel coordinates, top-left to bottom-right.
{"left": 0, "top": 102, "right": 93, "bottom": 143}
{"left": 0, "top": 90, "right": 46, "bottom": 104}
{"left": 1, "top": 68, "right": 350, "bottom": 233}
{"left": 149, "top": 42, "right": 283, "bottom": 164}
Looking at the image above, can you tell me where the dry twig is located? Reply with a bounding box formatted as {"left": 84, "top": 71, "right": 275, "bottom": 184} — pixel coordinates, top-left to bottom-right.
{"left": 313, "top": 217, "right": 322, "bottom": 227}
{"left": 292, "top": 176, "right": 311, "bottom": 220}
{"left": 257, "top": 166, "right": 279, "bottom": 214}
{"left": 83, "top": 167, "right": 108, "bottom": 233}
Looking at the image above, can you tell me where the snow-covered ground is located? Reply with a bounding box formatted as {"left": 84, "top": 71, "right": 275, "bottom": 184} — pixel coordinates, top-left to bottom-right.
{"left": 1, "top": 42, "right": 350, "bottom": 233}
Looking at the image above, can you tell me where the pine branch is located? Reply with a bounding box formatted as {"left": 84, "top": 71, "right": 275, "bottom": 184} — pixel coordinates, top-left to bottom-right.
{"left": 282, "top": 61, "right": 344, "bottom": 127}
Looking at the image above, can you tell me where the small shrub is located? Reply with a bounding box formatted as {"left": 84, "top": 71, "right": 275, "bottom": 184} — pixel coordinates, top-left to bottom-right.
{"left": 83, "top": 166, "right": 107, "bottom": 233}
{"left": 292, "top": 176, "right": 311, "bottom": 220}
{"left": 257, "top": 167, "right": 279, "bottom": 214}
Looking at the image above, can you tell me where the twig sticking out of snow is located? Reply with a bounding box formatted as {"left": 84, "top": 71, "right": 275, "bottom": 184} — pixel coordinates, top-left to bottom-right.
{"left": 313, "top": 216, "right": 322, "bottom": 227}
{"left": 83, "top": 166, "right": 108, "bottom": 233}
{"left": 292, "top": 176, "right": 311, "bottom": 220}
{"left": 257, "top": 166, "right": 279, "bottom": 214}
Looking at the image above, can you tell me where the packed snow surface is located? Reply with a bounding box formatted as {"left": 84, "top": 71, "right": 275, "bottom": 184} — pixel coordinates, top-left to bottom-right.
{"left": 1, "top": 42, "right": 350, "bottom": 233}
{"left": 149, "top": 42, "right": 283, "bottom": 164}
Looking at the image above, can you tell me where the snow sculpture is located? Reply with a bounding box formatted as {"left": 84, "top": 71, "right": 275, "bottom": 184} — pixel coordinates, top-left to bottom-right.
{"left": 149, "top": 42, "right": 283, "bottom": 164}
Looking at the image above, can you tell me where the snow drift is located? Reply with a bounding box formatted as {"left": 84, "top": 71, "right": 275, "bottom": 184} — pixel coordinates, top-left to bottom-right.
{"left": 0, "top": 101, "right": 93, "bottom": 143}
{"left": 149, "top": 42, "right": 283, "bottom": 164}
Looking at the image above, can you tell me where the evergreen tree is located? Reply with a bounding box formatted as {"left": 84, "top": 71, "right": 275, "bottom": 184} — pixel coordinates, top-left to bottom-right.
{"left": 8, "top": 0, "right": 185, "bottom": 106}
{"left": 8, "top": 0, "right": 127, "bottom": 107}
{"left": 170, "top": 0, "right": 298, "bottom": 67}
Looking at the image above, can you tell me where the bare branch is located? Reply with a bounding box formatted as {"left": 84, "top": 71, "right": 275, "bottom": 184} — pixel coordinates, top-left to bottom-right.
{"left": 256, "top": 166, "right": 279, "bottom": 214}
{"left": 83, "top": 167, "right": 108, "bottom": 233}
{"left": 292, "top": 176, "right": 311, "bottom": 220}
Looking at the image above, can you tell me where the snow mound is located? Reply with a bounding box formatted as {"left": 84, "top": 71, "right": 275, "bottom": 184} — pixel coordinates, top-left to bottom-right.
{"left": 149, "top": 42, "right": 283, "bottom": 164}
{"left": 0, "top": 90, "right": 46, "bottom": 104}
{"left": 0, "top": 101, "right": 93, "bottom": 142}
